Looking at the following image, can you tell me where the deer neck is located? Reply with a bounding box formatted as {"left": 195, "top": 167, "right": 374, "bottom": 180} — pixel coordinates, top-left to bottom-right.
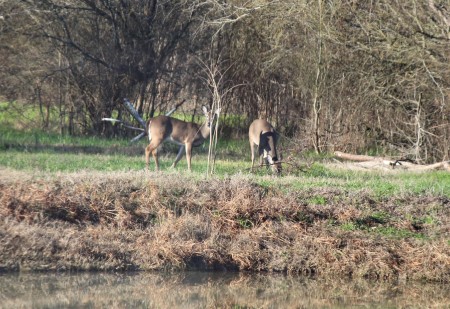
{"left": 199, "top": 122, "right": 212, "bottom": 139}
{"left": 269, "top": 136, "right": 276, "bottom": 153}
{"left": 259, "top": 132, "right": 280, "bottom": 174}
{"left": 191, "top": 122, "right": 211, "bottom": 147}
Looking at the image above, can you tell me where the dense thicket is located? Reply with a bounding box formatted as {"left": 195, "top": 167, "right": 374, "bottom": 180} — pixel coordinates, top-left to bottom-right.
{"left": 0, "top": 0, "right": 449, "bottom": 162}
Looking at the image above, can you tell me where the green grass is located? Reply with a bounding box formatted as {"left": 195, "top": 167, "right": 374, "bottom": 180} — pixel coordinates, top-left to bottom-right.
{"left": 307, "top": 195, "right": 327, "bottom": 205}
{"left": 341, "top": 222, "right": 426, "bottom": 239}
{"left": 2, "top": 128, "right": 450, "bottom": 198}
{"left": 2, "top": 147, "right": 450, "bottom": 198}
{"left": 340, "top": 210, "right": 431, "bottom": 240}
{"left": 0, "top": 101, "right": 54, "bottom": 125}
{"left": 0, "top": 150, "right": 142, "bottom": 172}
{"left": 0, "top": 126, "right": 131, "bottom": 149}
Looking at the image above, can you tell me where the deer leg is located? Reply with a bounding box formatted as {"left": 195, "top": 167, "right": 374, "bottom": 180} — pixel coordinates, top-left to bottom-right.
{"left": 146, "top": 141, "right": 162, "bottom": 171}
{"left": 145, "top": 144, "right": 154, "bottom": 171}
{"left": 152, "top": 147, "right": 160, "bottom": 171}
{"left": 250, "top": 141, "right": 256, "bottom": 172}
{"left": 171, "top": 145, "right": 185, "bottom": 168}
{"left": 185, "top": 143, "right": 193, "bottom": 171}
{"left": 258, "top": 145, "right": 266, "bottom": 168}
{"left": 264, "top": 151, "right": 271, "bottom": 170}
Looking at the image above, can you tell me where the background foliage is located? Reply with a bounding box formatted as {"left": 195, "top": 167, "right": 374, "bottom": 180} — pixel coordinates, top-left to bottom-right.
{"left": 1, "top": 0, "right": 449, "bottom": 162}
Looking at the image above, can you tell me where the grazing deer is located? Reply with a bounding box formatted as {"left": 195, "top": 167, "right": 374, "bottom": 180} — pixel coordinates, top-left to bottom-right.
{"left": 249, "top": 119, "right": 282, "bottom": 174}
{"left": 145, "top": 106, "right": 220, "bottom": 171}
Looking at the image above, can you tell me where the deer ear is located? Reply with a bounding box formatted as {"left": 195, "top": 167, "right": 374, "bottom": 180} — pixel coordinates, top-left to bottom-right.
{"left": 202, "top": 105, "right": 209, "bottom": 114}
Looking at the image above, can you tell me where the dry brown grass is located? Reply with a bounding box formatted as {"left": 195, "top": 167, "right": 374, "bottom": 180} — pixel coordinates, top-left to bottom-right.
{"left": 0, "top": 168, "right": 449, "bottom": 282}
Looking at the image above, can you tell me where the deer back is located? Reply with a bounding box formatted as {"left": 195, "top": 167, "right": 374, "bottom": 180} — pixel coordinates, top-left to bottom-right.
{"left": 148, "top": 115, "right": 205, "bottom": 145}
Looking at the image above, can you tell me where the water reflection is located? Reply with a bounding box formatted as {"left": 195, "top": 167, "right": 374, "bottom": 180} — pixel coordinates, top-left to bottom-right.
{"left": 0, "top": 271, "right": 448, "bottom": 308}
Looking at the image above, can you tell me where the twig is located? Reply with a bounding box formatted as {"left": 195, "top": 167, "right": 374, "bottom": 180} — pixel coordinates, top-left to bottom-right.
{"left": 101, "top": 118, "right": 145, "bottom": 132}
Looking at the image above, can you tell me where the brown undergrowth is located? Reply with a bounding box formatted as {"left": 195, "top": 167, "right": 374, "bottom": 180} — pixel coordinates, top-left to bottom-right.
{"left": 0, "top": 168, "right": 449, "bottom": 282}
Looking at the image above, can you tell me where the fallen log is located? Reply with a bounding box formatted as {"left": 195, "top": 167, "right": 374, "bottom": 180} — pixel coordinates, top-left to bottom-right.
{"left": 334, "top": 151, "right": 390, "bottom": 162}
{"left": 333, "top": 151, "right": 450, "bottom": 172}
{"left": 407, "top": 161, "right": 450, "bottom": 171}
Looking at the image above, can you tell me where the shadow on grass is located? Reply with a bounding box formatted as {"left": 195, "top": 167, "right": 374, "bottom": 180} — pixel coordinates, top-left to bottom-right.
{"left": 1, "top": 142, "right": 144, "bottom": 156}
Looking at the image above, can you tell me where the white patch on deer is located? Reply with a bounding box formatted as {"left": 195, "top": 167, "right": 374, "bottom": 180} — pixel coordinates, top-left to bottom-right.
{"left": 148, "top": 124, "right": 152, "bottom": 142}
{"left": 264, "top": 149, "right": 274, "bottom": 164}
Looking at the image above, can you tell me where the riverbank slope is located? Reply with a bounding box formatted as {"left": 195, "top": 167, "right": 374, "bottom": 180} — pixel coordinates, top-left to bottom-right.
{"left": 1, "top": 168, "right": 449, "bottom": 282}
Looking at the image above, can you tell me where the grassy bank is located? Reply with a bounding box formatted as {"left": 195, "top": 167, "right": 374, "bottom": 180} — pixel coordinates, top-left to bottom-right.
{"left": 1, "top": 167, "right": 449, "bottom": 282}
{"left": 1, "top": 129, "right": 449, "bottom": 282}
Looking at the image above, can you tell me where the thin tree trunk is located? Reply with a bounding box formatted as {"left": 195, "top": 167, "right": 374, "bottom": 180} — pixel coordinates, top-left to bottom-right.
{"left": 312, "top": 0, "right": 323, "bottom": 154}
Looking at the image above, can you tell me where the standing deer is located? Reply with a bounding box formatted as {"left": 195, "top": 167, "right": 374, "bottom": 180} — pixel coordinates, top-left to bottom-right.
{"left": 145, "top": 106, "right": 220, "bottom": 171}
{"left": 249, "top": 119, "right": 282, "bottom": 174}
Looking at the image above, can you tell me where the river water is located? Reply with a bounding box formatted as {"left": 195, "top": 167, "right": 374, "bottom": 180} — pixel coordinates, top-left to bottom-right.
{"left": 0, "top": 271, "right": 449, "bottom": 308}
